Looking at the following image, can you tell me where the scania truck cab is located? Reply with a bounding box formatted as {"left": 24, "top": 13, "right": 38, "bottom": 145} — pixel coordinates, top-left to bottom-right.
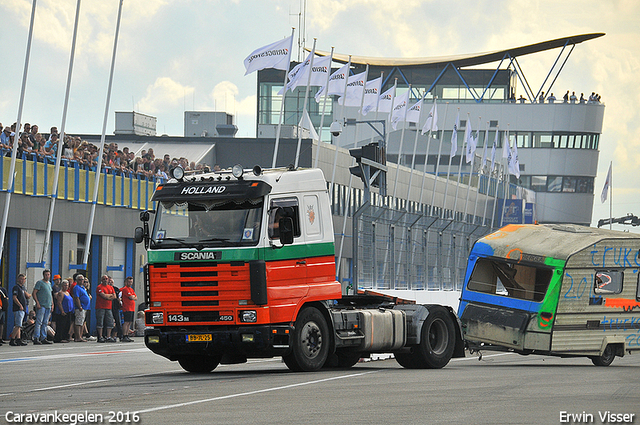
{"left": 136, "top": 165, "right": 464, "bottom": 372}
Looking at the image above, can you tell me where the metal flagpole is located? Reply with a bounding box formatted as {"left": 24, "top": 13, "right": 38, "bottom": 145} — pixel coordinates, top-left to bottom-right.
{"left": 0, "top": 0, "right": 37, "bottom": 263}
{"left": 294, "top": 39, "right": 316, "bottom": 168}
{"left": 452, "top": 115, "right": 469, "bottom": 221}
{"left": 42, "top": 0, "right": 81, "bottom": 263}
{"left": 490, "top": 126, "right": 500, "bottom": 229}
{"left": 500, "top": 127, "right": 511, "bottom": 228}
{"left": 390, "top": 84, "right": 411, "bottom": 205}
{"left": 428, "top": 101, "right": 448, "bottom": 214}
{"left": 609, "top": 161, "right": 612, "bottom": 230}
{"left": 472, "top": 121, "right": 489, "bottom": 226}
{"left": 481, "top": 122, "right": 491, "bottom": 226}
{"left": 82, "top": 0, "right": 123, "bottom": 266}
{"left": 441, "top": 108, "right": 459, "bottom": 218}
{"left": 336, "top": 65, "right": 369, "bottom": 279}
{"left": 271, "top": 28, "right": 296, "bottom": 169}
{"left": 328, "top": 56, "right": 351, "bottom": 201}
{"left": 463, "top": 115, "right": 479, "bottom": 222}
{"left": 313, "top": 47, "right": 334, "bottom": 169}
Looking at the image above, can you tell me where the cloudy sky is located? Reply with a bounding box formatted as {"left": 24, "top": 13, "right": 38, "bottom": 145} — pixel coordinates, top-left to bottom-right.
{"left": 1, "top": 0, "right": 638, "bottom": 229}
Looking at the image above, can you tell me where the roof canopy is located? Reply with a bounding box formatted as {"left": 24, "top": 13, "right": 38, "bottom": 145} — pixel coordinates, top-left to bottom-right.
{"left": 314, "top": 33, "right": 604, "bottom": 68}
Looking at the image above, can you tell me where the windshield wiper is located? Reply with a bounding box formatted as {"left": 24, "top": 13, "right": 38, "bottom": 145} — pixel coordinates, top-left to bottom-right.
{"left": 198, "top": 237, "right": 230, "bottom": 243}
{"left": 154, "top": 237, "right": 191, "bottom": 247}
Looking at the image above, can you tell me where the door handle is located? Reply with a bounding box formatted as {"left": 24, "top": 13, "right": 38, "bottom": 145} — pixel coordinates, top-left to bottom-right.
{"left": 296, "top": 260, "right": 306, "bottom": 265}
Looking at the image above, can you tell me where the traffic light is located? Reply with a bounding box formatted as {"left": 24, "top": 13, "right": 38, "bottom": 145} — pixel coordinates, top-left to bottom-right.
{"left": 349, "top": 142, "right": 386, "bottom": 188}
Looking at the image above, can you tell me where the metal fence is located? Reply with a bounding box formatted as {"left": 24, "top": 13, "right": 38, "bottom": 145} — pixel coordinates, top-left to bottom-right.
{"left": 352, "top": 203, "right": 491, "bottom": 291}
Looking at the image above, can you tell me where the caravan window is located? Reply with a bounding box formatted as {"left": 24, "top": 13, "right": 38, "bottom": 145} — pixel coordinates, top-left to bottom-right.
{"left": 594, "top": 270, "right": 623, "bottom": 295}
{"left": 467, "top": 258, "right": 553, "bottom": 302}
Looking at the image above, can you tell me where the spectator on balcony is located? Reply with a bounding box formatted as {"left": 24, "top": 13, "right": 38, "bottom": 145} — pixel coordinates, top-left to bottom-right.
{"left": 28, "top": 124, "right": 39, "bottom": 145}
{"left": 517, "top": 95, "right": 526, "bottom": 103}
{"left": 1, "top": 127, "right": 12, "bottom": 149}
{"left": 43, "top": 132, "right": 59, "bottom": 157}
{"left": 579, "top": 93, "right": 586, "bottom": 104}
{"left": 22, "top": 123, "right": 31, "bottom": 136}
{"left": 538, "top": 92, "right": 545, "bottom": 103}
{"left": 562, "top": 91, "right": 569, "bottom": 103}
{"left": 569, "top": 92, "right": 577, "bottom": 104}
{"left": 547, "top": 93, "right": 556, "bottom": 103}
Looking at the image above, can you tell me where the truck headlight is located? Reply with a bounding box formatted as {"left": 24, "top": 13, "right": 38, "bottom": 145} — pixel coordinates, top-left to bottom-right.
{"left": 240, "top": 310, "right": 257, "bottom": 323}
{"left": 151, "top": 312, "right": 164, "bottom": 324}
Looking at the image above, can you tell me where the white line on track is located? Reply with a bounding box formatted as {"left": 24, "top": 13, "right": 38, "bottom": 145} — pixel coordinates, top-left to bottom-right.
{"left": 136, "top": 370, "right": 380, "bottom": 414}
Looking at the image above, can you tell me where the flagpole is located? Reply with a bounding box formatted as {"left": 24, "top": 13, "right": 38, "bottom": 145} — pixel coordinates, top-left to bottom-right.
{"left": 42, "top": 0, "right": 81, "bottom": 263}
{"left": 294, "top": 39, "right": 316, "bottom": 168}
{"left": 380, "top": 79, "right": 398, "bottom": 281}
{"left": 480, "top": 122, "right": 491, "bottom": 226}
{"left": 500, "top": 127, "right": 511, "bottom": 228}
{"left": 313, "top": 47, "right": 334, "bottom": 168}
{"left": 82, "top": 0, "right": 123, "bottom": 266}
{"left": 271, "top": 28, "right": 295, "bottom": 169}
{"left": 463, "top": 114, "right": 478, "bottom": 222}
{"left": 429, "top": 101, "right": 448, "bottom": 215}
{"left": 471, "top": 119, "right": 487, "bottom": 225}
{"left": 390, "top": 84, "right": 411, "bottom": 205}
{"left": 609, "top": 160, "right": 612, "bottom": 230}
{"left": 336, "top": 65, "right": 369, "bottom": 280}
{"left": 0, "top": 0, "right": 37, "bottom": 264}
{"left": 442, "top": 108, "right": 459, "bottom": 219}
{"left": 452, "top": 114, "right": 469, "bottom": 220}
{"left": 328, "top": 56, "right": 351, "bottom": 201}
{"left": 490, "top": 126, "right": 500, "bottom": 229}
{"left": 406, "top": 89, "right": 428, "bottom": 206}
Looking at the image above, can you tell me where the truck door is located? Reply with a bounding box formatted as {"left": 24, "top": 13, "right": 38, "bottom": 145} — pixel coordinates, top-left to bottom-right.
{"left": 265, "top": 197, "right": 308, "bottom": 321}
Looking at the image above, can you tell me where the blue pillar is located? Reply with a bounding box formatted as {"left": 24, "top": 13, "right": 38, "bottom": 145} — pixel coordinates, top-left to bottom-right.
{"left": 5, "top": 228, "right": 20, "bottom": 337}
{"left": 88, "top": 235, "right": 101, "bottom": 334}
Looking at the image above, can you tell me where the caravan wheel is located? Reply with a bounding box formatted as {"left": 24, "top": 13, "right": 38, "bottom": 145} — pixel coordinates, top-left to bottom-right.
{"left": 590, "top": 345, "right": 615, "bottom": 367}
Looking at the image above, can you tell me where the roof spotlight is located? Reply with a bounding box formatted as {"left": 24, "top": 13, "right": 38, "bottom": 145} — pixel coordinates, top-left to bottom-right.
{"left": 170, "top": 166, "right": 184, "bottom": 180}
{"left": 232, "top": 164, "right": 244, "bottom": 179}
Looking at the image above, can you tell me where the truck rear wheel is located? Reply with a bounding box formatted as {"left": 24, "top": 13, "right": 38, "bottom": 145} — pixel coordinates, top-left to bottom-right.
{"left": 178, "top": 354, "right": 222, "bottom": 373}
{"left": 590, "top": 345, "right": 615, "bottom": 366}
{"left": 283, "top": 307, "right": 329, "bottom": 372}
{"left": 395, "top": 306, "right": 455, "bottom": 369}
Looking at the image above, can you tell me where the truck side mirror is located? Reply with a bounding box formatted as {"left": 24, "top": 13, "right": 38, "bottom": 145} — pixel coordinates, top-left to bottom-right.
{"left": 134, "top": 227, "right": 145, "bottom": 244}
{"left": 279, "top": 217, "right": 294, "bottom": 245}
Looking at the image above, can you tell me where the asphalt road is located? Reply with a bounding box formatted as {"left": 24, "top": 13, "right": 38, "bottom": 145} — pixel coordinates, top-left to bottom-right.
{"left": 1, "top": 338, "right": 639, "bottom": 425}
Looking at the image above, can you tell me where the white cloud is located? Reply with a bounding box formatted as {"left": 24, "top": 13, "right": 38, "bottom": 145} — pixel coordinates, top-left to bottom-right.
{"left": 138, "top": 77, "right": 194, "bottom": 114}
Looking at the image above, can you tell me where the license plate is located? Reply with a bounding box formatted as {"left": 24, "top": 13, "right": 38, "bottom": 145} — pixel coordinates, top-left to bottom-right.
{"left": 187, "top": 334, "right": 212, "bottom": 342}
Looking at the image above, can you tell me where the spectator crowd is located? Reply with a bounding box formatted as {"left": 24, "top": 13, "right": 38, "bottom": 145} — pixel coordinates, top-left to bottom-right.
{"left": 0, "top": 270, "right": 145, "bottom": 347}
{"left": 0, "top": 120, "right": 212, "bottom": 180}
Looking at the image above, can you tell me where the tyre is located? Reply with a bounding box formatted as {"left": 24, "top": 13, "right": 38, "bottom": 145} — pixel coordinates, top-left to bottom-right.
{"left": 323, "top": 351, "right": 361, "bottom": 369}
{"left": 395, "top": 306, "right": 456, "bottom": 369}
{"left": 178, "top": 354, "right": 222, "bottom": 373}
{"left": 283, "top": 307, "right": 330, "bottom": 372}
{"left": 590, "top": 345, "right": 615, "bottom": 367}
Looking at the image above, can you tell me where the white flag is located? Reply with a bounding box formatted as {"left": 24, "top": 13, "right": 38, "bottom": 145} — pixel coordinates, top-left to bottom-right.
{"left": 338, "top": 71, "right": 367, "bottom": 106}
{"left": 244, "top": 35, "right": 293, "bottom": 75}
{"left": 390, "top": 91, "right": 409, "bottom": 130}
{"left": 502, "top": 133, "right": 511, "bottom": 159}
{"left": 299, "top": 109, "right": 319, "bottom": 141}
{"left": 315, "top": 63, "right": 349, "bottom": 101}
{"left": 450, "top": 112, "right": 460, "bottom": 157}
{"left": 509, "top": 141, "right": 520, "bottom": 178}
{"left": 377, "top": 86, "right": 395, "bottom": 113}
{"left": 421, "top": 101, "right": 438, "bottom": 134}
{"left": 405, "top": 99, "right": 422, "bottom": 123}
{"left": 601, "top": 162, "right": 612, "bottom": 203}
{"left": 280, "top": 53, "right": 331, "bottom": 94}
{"left": 361, "top": 77, "right": 382, "bottom": 116}
{"left": 465, "top": 120, "right": 475, "bottom": 163}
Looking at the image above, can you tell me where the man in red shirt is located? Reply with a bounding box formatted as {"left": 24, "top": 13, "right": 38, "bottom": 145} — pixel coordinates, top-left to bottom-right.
{"left": 120, "top": 276, "right": 137, "bottom": 342}
{"left": 95, "top": 275, "right": 116, "bottom": 343}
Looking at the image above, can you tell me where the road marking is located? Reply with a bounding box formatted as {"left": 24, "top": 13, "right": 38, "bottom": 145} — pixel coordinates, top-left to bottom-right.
{"left": 0, "top": 347, "right": 148, "bottom": 364}
{"left": 136, "top": 370, "right": 380, "bottom": 414}
{"left": 31, "top": 379, "right": 112, "bottom": 392}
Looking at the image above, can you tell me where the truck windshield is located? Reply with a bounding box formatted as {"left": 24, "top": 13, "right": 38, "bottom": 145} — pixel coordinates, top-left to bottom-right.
{"left": 151, "top": 198, "right": 263, "bottom": 248}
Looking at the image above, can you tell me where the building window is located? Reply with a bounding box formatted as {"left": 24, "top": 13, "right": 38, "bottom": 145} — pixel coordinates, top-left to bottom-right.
{"left": 562, "top": 177, "right": 577, "bottom": 192}
{"left": 547, "top": 176, "right": 563, "bottom": 192}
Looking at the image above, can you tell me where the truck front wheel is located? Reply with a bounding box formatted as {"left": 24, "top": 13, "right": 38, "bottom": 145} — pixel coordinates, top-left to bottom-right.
{"left": 178, "top": 354, "right": 222, "bottom": 373}
{"left": 283, "top": 307, "right": 330, "bottom": 372}
{"left": 395, "top": 306, "right": 455, "bottom": 369}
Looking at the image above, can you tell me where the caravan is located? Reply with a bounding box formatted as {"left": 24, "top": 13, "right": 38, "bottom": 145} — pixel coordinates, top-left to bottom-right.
{"left": 458, "top": 224, "right": 640, "bottom": 366}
